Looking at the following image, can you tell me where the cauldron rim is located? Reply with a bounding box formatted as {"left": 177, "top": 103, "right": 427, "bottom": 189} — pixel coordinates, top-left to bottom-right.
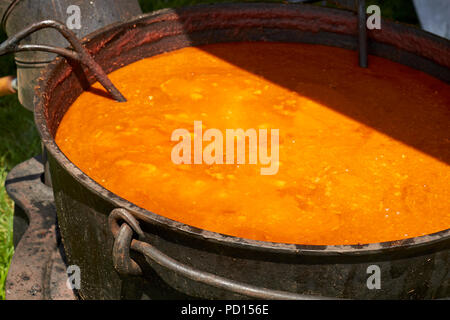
{"left": 34, "top": 2, "right": 450, "bottom": 256}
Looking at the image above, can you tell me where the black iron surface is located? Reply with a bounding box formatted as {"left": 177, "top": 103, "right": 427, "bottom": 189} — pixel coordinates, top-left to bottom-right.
{"left": 33, "top": 3, "right": 449, "bottom": 299}
{"left": 110, "top": 209, "right": 335, "bottom": 300}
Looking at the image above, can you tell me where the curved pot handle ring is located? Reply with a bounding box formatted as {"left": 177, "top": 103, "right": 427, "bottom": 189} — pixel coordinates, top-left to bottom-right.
{"left": 109, "top": 208, "right": 339, "bottom": 300}
{"left": 0, "top": 19, "right": 126, "bottom": 102}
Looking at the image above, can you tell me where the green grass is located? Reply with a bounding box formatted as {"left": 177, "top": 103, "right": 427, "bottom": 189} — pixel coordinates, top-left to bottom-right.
{"left": 0, "top": 0, "right": 418, "bottom": 300}
{"left": 0, "top": 163, "right": 15, "bottom": 300}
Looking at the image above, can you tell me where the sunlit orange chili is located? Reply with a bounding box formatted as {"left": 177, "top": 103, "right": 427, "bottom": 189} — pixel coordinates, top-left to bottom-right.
{"left": 55, "top": 42, "right": 450, "bottom": 245}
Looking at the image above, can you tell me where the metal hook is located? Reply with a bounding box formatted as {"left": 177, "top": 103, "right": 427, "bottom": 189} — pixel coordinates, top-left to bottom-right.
{"left": 0, "top": 20, "right": 127, "bottom": 102}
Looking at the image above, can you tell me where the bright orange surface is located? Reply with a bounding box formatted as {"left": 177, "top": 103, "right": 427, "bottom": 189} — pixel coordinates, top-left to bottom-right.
{"left": 55, "top": 42, "right": 450, "bottom": 245}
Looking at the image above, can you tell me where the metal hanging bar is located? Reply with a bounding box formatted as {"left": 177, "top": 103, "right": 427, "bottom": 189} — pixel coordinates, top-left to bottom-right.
{"left": 0, "top": 20, "right": 127, "bottom": 102}
{"left": 358, "top": 0, "right": 368, "bottom": 67}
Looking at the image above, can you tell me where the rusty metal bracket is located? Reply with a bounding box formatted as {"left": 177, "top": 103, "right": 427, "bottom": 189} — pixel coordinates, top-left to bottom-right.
{"left": 4, "top": 156, "right": 76, "bottom": 300}
{"left": 0, "top": 19, "right": 126, "bottom": 102}
{"left": 109, "top": 208, "right": 338, "bottom": 300}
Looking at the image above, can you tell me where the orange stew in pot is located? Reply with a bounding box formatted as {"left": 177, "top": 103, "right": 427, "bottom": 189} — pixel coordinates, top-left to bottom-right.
{"left": 55, "top": 42, "right": 450, "bottom": 245}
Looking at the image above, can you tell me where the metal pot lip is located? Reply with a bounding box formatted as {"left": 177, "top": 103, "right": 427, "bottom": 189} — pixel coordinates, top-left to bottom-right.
{"left": 34, "top": 3, "right": 450, "bottom": 257}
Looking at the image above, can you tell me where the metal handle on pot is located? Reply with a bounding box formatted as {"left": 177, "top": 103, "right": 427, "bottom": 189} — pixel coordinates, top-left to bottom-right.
{"left": 109, "top": 208, "right": 337, "bottom": 300}
{"left": 0, "top": 20, "right": 126, "bottom": 102}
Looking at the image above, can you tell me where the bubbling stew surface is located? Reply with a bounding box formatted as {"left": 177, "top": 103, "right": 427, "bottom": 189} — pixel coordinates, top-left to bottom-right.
{"left": 55, "top": 42, "right": 450, "bottom": 245}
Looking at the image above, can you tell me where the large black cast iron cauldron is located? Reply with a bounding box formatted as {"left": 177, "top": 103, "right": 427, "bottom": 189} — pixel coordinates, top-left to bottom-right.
{"left": 33, "top": 3, "right": 449, "bottom": 299}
